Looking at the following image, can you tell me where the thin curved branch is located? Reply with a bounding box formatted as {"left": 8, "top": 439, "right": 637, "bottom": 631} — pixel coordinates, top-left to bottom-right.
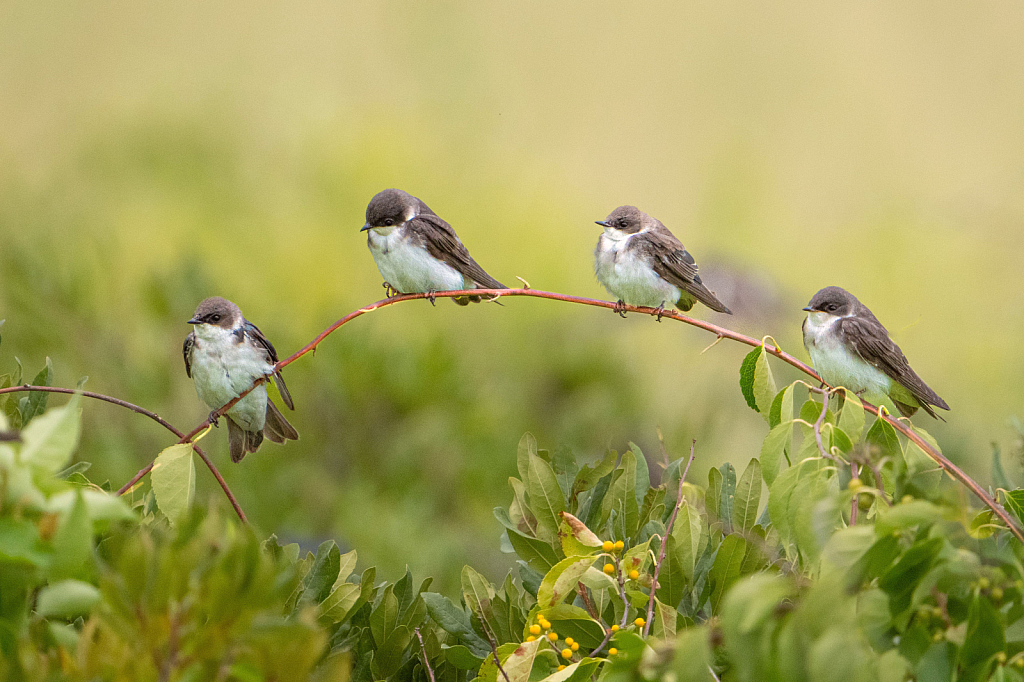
{"left": 0, "top": 385, "right": 246, "bottom": 523}
{"left": 111, "top": 287, "right": 1019, "bottom": 543}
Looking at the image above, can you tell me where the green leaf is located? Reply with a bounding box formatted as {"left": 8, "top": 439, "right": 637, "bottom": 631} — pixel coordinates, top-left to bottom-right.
{"left": 732, "top": 458, "right": 762, "bottom": 533}
{"left": 369, "top": 585, "right": 398, "bottom": 647}
{"left": 629, "top": 442, "right": 650, "bottom": 510}
{"left": 517, "top": 432, "right": 538, "bottom": 482}
{"left": 706, "top": 467, "right": 723, "bottom": 521}
{"left": 36, "top": 579, "right": 101, "bottom": 618}
{"left": 718, "top": 463, "right": 737, "bottom": 535}
{"left": 527, "top": 452, "right": 566, "bottom": 544}
{"left": 760, "top": 421, "right": 792, "bottom": 486}
{"left": 537, "top": 604, "right": 605, "bottom": 648}
{"left": 422, "top": 592, "right": 490, "bottom": 657}
{"left": 768, "top": 383, "right": 797, "bottom": 428}
{"left": 993, "top": 446, "right": 1015, "bottom": 491}
{"left": 709, "top": 534, "right": 748, "bottom": 613}
{"left": 318, "top": 582, "right": 361, "bottom": 624}
{"left": 837, "top": 390, "right": 866, "bottom": 443}
{"left": 571, "top": 449, "right": 617, "bottom": 497}
{"left": 557, "top": 512, "right": 603, "bottom": 557}
{"left": 21, "top": 357, "right": 53, "bottom": 425}
{"left": 866, "top": 416, "right": 901, "bottom": 461}
{"left": 443, "top": 644, "right": 485, "bottom": 669}
{"left": 48, "top": 490, "right": 92, "bottom": 581}
{"left": 19, "top": 391, "right": 82, "bottom": 473}
{"left": 601, "top": 450, "right": 639, "bottom": 538}
{"left": 961, "top": 594, "right": 1005, "bottom": 670}
{"left": 1003, "top": 490, "right": 1024, "bottom": 527}
{"left": 150, "top": 443, "right": 196, "bottom": 525}
{"left": 495, "top": 638, "right": 541, "bottom": 682}
{"left": 301, "top": 540, "right": 341, "bottom": 606}
{"left": 739, "top": 347, "right": 761, "bottom": 412}
{"left": 878, "top": 538, "right": 943, "bottom": 617}
{"left": 753, "top": 345, "right": 778, "bottom": 421}
{"left": 671, "top": 500, "right": 703, "bottom": 582}
{"left": 508, "top": 529, "right": 560, "bottom": 571}
{"left": 536, "top": 555, "right": 592, "bottom": 609}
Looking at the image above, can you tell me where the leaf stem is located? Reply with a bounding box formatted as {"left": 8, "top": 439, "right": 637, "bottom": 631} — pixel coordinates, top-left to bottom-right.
{"left": 643, "top": 439, "right": 696, "bottom": 637}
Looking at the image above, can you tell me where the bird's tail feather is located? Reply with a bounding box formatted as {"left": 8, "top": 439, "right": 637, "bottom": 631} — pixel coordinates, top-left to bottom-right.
{"left": 227, "top": 418, "right": 264, "bottom": 463}
{"left": 264, "top": 400, "right": 300, "bottom": 444}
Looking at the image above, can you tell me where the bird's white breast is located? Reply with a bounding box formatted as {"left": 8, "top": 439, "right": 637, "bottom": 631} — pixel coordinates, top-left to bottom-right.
{"left": 594, "top": 229, "right": 679, "bottom": 308}
{"left": 803, "top": 313, "right": 891, "bottom": 400}
{"left": 367, "top": 226, "right": 466, "bottom": 294}
{"left": 189, "top": 325, "right": 271, "bottom": 432}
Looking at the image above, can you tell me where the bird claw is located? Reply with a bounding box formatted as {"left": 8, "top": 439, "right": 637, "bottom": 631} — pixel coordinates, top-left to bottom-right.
{"left": 654, "top": 303, "right": 666, "bottom": 322}
{"left": 208, "top": 411, "right": 221, "bottom": 427}
{"left": 382, "top": 282, "right": 399, "bottom": 298}
{"left": 427, "top": 290, "right": 437, "bottom": 306}
{"left": 613, "top": 300, "right": 628, "bottom": 318}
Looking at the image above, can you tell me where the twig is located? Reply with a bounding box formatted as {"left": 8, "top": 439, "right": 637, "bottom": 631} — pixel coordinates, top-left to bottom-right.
{"left": 0, "top": 385, "right": 246, "bottom": 523}
{"left": 414, "top": 628, "right": 435, "bottom": 682}
{"left": 810, "top": 388, "right": 841, "bottom": 463}
{"left": 94, "top": 287, "right": 1018, "bottom": 544}
{"left": 590, "top": 553, "right": 633, "bottom": 656}
{"left": 708, "top": 665, "right": 722, "bottom": 681}
{"left": 478, "top": 618, "right": 510, "bottom": 682}
{"left": 643, "top": 439, "right": 696, "bottom": 637}
{"left": 577, "top": 581, "right": 603, "bottom": 623}
{"left": 850, "top": 462, "right": 860, "bottom": 525}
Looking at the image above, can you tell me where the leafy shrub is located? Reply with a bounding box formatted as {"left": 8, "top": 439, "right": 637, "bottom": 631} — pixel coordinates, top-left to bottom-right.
{"left": 3, "top": 343, "right": 1024, "bottom": 681}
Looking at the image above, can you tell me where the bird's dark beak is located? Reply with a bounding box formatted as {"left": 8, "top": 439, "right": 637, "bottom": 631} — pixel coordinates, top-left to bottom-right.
{"left": 360, "top": 223, "right": 373, "bottom": 232}
{"left": 595, "top": 220, "right": 610, "bottom": 227}
{"left": 802, "top": 306, "right": 814, "bottom": 312}
{"left": 188, "top": 316, "right": 201, "bottom": 325}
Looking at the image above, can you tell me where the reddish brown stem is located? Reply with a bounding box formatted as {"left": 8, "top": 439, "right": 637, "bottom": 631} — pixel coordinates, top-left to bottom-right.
{"left": 0, "top": 385, "right": 247, "bottom": 523}
{"left": 94, "top": 287, "right": 1018, "bottom": 543}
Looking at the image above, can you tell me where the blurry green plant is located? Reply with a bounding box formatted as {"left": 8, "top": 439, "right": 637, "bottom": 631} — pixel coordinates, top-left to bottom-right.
{"left": 4, "top": 336, "right": 1024, "bottom": 681}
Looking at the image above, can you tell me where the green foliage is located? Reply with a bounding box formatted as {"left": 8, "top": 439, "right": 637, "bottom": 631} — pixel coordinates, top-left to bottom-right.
{"left": 5, "top": 354, "right": 1024, "bottom": 680}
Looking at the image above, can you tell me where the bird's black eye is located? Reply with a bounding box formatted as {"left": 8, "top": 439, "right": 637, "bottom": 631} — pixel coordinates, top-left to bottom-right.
{"left": 384, "top": 218, "right": 395, "bottom": 226}
{"left": 826, "top": 304, "right": 837, "bottom": 312}
{"left": 618, "top": 218, "right": 629, "bottom": 228}
{"left": 210, "top": 314, "right": 221, "bottom": 322}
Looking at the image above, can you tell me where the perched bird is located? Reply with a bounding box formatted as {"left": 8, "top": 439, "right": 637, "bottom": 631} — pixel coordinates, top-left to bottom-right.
{"left": 594, "top": 206, "right": 731, "bottom": 316}
{"left": 802, "top": 286, "right": 949, "bottom": 419}
{"left": 183, "top": 297, "right": 299, "bottom": 462}
{"left": 361, "top": 188, "right": 506, "bottom": 305}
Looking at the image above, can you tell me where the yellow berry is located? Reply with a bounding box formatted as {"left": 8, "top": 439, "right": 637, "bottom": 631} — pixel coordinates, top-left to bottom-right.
{"left": 603, "top": 563, "right": 615, "bottom": 575}
{"left": 993, "top": 587, "right": 1004, "bottom": 601}
{"left": 548, "top": 632, "right": 558, "bottom": 641}
{"left": 608, "top": 648, "right": 618, "bottom": 656}
{"left": 901, "top": 495, "right": 914, "bottom": 504}
{"left": 932, "top": 607, "right": 943, "bottom": 619}
{"left": 848, "top": 478, "right": 863, "bottom": 491}
{"left": 629, "top": 570, "right": 640, "bottom": 580}
{"left": 571, "top": 642, "right": 579, "bottom": 651}
{"left": 602, "top": 540, "right": 614, "bottom": 552}
{"left": 1015, "top": 657, "right": 1024, "bottom": 668}
{"left": 1016, "top": 579, "right": 1024, "bottom": 590}
{"left": 526, "top": 635, "right": 536, "bottom": 642}
{"left": 933, "top": 632, "right": 943, "bottom": 642}
{"left": 558, "top": 665, "right": 566, "bottom": 671}
{"left": 611, "top": 624, "right": 619, "bottom": 632}
{"left": 615, "top": 541, "right": 625, "bottom": 551}
{"left": 979, "top": 577, "right": 990, "bottom": 589}
{"left": 635, "top": 617, "right": 645, "bottom": 627}
{"left": 564, "top": 637, "right": 574, "bottom": 646}
{"left": 561, "top": 648, "right": 572, "bottom": 659}
{"left": 997, "top": 652, "right": 1007, "bottom": 664}
{"left": 529, "top": 624, "right": 541, "bottom": 635}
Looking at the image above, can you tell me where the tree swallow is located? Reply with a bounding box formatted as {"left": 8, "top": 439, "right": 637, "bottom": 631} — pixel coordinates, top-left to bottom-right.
{"left": 802, "top": 286, "right": 950, "bottom": 419}
{"left": 594, "top": 206, "right": 731, "bottom": 316}
{"left": 361, "top": 188, "right": 507, "bottom": 305}
{"left": 183, "top": 297, "right": 299, "bottom": 462}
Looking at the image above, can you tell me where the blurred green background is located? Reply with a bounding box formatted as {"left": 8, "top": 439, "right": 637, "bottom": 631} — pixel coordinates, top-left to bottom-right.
{"left": 2, "top": 1, "right": 1023, "bottom": 591}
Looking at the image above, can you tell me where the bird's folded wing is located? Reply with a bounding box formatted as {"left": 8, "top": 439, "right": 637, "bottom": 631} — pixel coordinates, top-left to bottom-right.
{"left": 412, "top": 214, "right": 506, "bottom": 290}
